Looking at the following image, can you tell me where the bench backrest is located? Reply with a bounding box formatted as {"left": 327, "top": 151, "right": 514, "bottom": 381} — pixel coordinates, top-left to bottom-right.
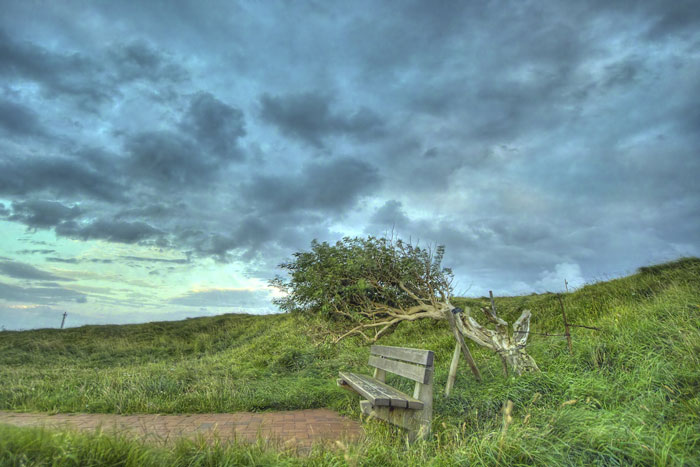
{"left": 369, "top": 345, "right": 434, "bottom": 384}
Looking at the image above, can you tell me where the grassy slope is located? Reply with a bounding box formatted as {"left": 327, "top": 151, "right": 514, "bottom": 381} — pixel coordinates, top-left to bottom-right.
{"left": 0, "top": 258, "right": 699, "bottom": 465}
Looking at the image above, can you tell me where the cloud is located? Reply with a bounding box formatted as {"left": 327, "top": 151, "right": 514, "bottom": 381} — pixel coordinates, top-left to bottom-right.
{"left": 17, "top": 249, "right": 56, "bottom": 255}
{"left": 169, "top": 288, "right": 274, "bottom": 309}
{"left": 0, "top": 281, "right": 86, "bottom": 304}
{"left": 642, "top": 0, "right": 700, "bottom": 39}
{"left": 0, "top": 260, "right": 73, "bottom": 282}
{"left": 244, "top": 157, "right": 380, "bottom": 214}
{"left": 108, "top": 40, "right": 189, "bottom": 83}
{"left": 369, "top": 200, "right": 411, "bottom": 230}
{"left": 120, "top": 255, "right": 189, "bottom": 264}
{"left": 0, "top": 28, "right": 109, "bottom": 105}
{"left": 0, "top": 29, "right": 188, "bottom": 109}
{"left": 260, "top": 92, "right": 384, "bottom": 147}
{"left": 534, "top": 263, "right": 586, "bottom": 292}
{"left": 0, "top": 97, "right": 45, "bottom": 138}
{"left": 45, "top": 257, "right": 79, "bottom": 264}
{"left": 9, "top": 200, "right": 82, "bottom": 229}
{"left": 0, "top": 154, "right": 124, "bottom": 202}
{"left": 123, "top": 128, "right": 244, "bottom": 187}
{"left": 55, "top": 219, "right": 163, "bottom": 244}
{"left": 182, "top": 91, "right": 246, "bottom": 157}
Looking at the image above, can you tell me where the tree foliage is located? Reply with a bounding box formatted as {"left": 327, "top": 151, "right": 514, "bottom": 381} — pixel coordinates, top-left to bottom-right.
{"left": 271, "top": 236, "right": 453, "bottom": 342}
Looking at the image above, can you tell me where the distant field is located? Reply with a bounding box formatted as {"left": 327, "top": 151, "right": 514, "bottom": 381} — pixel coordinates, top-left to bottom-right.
{"left": 1, "top": 258, "right": 699, "bottom": 465}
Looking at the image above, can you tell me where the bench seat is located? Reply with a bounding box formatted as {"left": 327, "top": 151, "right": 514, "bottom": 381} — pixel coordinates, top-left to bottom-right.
{"left": 337, "top": 345, "right": 434, "bottom": 439}
{"left": 338, "top": 371, "right": 424, "bottom": 410}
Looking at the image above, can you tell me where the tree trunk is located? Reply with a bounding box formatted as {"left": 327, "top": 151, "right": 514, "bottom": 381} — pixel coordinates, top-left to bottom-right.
{"left": 501, "top": 346, "right": 539, "bottom": 375}
{"left": 452, "top": 303, "right": 540, "bottom": 376}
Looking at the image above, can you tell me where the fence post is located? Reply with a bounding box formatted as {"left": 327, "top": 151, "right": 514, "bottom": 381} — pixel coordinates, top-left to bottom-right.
{"left": 557, "top": 295, "right": 572, "bottom": 354}
{"left": 489, "top": 291, "right": 509, "bottom": 377}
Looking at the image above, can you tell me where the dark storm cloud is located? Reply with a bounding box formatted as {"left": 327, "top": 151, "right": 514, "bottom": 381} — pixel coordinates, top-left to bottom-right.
{"left": 182, "top": 92, "right": 246, "bottom": 157}
{"left": 369, "top": 200, "right": 411, "bottom": 229}
{"left": 0, "top": 98, "right": 44, "bottom": 138}
{"left": 639, "top": 0, "right": 700, "bottom": 39}
{"left": 114, "top": 203, "right": 186, "bottom": 220}
{"left": 0, "top": 29, "right": 188, "bottom": 108}
{"left": 9, "top": 200, "right": 81, "bottom": 229}
{"left": 124, "top": 131, "right": 206, "bottom": 185}
{"left": 55, "top": 219, "right": 163, "bottom": 244}
{"left": 186, "top": 217, "right": 276, "bottom": 262}
{"left": 0, "top": 260, "right": 72, "bottom": 281}
{"left": 124, "top": 121, "right": 245, "bottom": 187}
{"left": 169, "top": 289, "right": 272, "bottom": 308}
{"left": 0, "top": 28, "right": 108, "bottom": 104}
{"left": 244, "top": 157, "right": 380, "bottom": 214}
{"left": 0, "top": 154, "right": 123, "bottom": 202}
{"left": 260, "top": 92, "right": 384, "bottom": 147}
{"left": 108, "top": 40, "right": 188, "bottom": 83}
{"left": 0, "top": 281, "right": 86, "bottom": 304}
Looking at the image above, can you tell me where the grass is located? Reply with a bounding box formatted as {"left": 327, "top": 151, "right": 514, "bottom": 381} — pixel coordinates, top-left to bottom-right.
{"left": 1, "top": 257, "right": 699, "bottom": 465}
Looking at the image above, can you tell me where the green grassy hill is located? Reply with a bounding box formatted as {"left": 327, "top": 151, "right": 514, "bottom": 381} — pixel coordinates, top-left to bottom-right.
{"left": 1, "top": 258, "right": 699, "bottom": 465}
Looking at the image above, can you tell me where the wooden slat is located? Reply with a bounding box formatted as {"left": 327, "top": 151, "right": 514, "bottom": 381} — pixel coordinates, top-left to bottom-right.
{"left": 370, "top": 345, "right": 434, "bottom": 366}
{"left": 368, "top": 355, "right": 430, "bottom": 384}
{"left": 338, "top": 372, "right": 424, "bottom": 409}
{"left": 338, "top": 372, "right": 392, "bottom": 406}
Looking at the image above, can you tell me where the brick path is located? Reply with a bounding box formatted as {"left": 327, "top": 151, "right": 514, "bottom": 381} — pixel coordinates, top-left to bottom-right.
{"left": 0, "top": 409, "right": 363, "bottom": 452}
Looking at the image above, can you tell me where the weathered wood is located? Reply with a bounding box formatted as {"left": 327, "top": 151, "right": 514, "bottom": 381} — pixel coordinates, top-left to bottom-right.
{"left": 487, "top": 290, "right": 508, "bottom": 328}
{"left": 373, "top": 367, "right": 386, "bottom": 383}
{"left": 338, "top": 372, "right": 424, "bottom": 409}
{"left": 445, "top": 309, "right": 482, "bottom": 382}
{"left": 370, "top": 345, "right": 434, "bottom": 366}
{"left": 488, "top": 292, "right": 510, "bottom": 376}
{"left": 339, "top": 345, "right": 434, "bottom": 439}
{"left": 357, "top": 368, "right": 433, "bottom": 440}
{"left": 459, "top": 302, "right": 540, "bottom": 376}
{"left": 444, "top": 342, "right": 461, "bottom": 396}
{"left": 413, "top": 367, "right": 433, "bottom": 439}
{"left": 361, "top": 401, "right": 427, "bottom": 440}
{"left": 338, "top": 372, "right": 391, "bottom": 406}
{"left": 368, "top": 355, "right": 429, "bottom": 384}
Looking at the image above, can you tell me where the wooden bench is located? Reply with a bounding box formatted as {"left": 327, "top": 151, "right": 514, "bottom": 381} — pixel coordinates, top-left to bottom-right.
{"left": 337, "top": 345, "right": 434, "bottom": 440}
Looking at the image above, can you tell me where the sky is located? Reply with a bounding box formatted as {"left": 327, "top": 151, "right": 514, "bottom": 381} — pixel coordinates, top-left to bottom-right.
{"left": 0, "top": 1, "right": 698, "bottom": 330}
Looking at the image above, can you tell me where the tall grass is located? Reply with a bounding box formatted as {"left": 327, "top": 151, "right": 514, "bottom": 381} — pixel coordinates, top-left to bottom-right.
{"left": 1, "top": 258, "right": 699, "bottom": 465}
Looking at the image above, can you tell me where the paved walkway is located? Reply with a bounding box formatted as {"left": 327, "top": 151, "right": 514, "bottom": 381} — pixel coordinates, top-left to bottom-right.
{"left": 0, "top": 409, "right": 363, "bottom": 452}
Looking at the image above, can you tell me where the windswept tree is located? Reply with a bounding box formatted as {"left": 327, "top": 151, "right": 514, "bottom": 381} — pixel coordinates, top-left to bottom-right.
{"left": 271, "top": 236, "right": 539, "bottom": 375}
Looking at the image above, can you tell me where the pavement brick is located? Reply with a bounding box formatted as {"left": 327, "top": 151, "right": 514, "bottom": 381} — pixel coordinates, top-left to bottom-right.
{"left": 0, "top": 409, "right": 363, "bottom": 450}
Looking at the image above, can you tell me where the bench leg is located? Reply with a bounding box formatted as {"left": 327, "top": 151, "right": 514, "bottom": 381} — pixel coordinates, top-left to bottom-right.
{"left": 359, "top": 401, "right": 430, "bottom": 440}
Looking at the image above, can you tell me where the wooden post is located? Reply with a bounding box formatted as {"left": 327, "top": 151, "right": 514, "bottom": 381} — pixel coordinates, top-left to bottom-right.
{"left": 445, "top": 309, "right": 482, "bottom": 385}
{"left": 489, "top": 291, "right": 509, "bottom": 377}
{"left": 373, "top": 367, "right": 386, "bottom": 383}
{"left": 60, "top": 312, "right": 67, "bottom": 329}
{"left": 445, "top": 342, "right": 461, "bottom": 396}
{"left": 413, "top": 367, "right": 433, "bottom": 440}
{"left": 558, "top": 295, "right": 573, "bottom": 354}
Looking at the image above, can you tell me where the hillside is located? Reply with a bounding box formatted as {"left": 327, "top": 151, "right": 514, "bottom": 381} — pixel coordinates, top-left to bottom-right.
{"left": 1, "top": 258, "right": 699, "bottom": 465}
